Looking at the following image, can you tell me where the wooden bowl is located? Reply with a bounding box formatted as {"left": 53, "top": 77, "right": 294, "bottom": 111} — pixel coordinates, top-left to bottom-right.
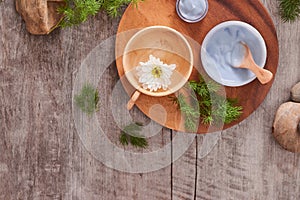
{"left": 123, "top": 26, "right": 194, "bottom": 97}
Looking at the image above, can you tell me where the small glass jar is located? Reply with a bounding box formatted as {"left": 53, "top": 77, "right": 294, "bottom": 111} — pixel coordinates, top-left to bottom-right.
{"left": 176, "top": 0, "right": 208, "bottom": 23}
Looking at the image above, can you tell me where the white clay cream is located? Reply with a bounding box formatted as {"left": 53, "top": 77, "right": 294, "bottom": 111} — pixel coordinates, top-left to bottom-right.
{"left": 176, "top": 0, "right": 208, "bottom": 22}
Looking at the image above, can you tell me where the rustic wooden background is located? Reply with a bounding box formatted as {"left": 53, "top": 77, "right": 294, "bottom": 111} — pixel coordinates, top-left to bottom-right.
{"left": 0, "top": 0, "right": 300, "bottom": 199}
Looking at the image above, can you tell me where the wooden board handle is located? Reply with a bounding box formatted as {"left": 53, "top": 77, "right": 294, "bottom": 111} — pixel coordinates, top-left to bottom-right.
{"left": 127, "top": 91, "right": 141, "bottom": 110}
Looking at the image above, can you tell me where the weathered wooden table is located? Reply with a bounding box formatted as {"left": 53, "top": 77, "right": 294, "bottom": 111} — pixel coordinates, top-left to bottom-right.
{"left": 0, "top": 0, "right": 300, "bottom": 199}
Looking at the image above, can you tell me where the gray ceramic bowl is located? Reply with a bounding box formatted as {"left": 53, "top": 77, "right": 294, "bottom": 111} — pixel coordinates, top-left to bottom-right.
{"left": 201, "top": 21, "right": 267, "bottom": 87}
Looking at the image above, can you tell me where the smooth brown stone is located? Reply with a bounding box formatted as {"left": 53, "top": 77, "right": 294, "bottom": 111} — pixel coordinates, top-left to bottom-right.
{"left": 291, "top": 82, "right": 300, "bottom": 102}
{"left": 15, "top": 0, "right": 65, "bottom": 35}
{"left": 273, "top": 102, "right": 300, "bottom": 153}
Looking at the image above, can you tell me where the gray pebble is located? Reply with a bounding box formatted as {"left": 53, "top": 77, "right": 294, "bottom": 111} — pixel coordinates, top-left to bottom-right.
{"left": 291, "top": 82, "right": 300, "bottom": 103}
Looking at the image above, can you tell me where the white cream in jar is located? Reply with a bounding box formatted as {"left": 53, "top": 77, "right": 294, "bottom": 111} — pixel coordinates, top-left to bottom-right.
{"left": 176, "top": 0, "right": 208, "bottom": 23}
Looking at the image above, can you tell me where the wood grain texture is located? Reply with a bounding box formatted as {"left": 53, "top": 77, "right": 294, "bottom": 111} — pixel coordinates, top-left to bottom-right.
{"left": 0, "top": 0, "right": 300, "bottom": 200}
{"left": 115, "top": 0, "right": 279, "bottom": 134}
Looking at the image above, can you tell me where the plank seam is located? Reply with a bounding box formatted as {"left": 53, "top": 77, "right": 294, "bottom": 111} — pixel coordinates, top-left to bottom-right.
{"left": 171, "top": 129, "right": 173, "bottom": 200}
{"left": 194, "top": 135, "right": 198, "bottom": 200}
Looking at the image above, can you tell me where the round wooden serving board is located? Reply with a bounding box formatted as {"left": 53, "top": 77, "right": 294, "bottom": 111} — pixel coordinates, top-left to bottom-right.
{"left": 115, "top": 0, "right": 279, "bottom": 134}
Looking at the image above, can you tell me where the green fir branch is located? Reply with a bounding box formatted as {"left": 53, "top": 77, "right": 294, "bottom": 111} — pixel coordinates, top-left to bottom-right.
{"left": 58, "top": 0, "right": 101, "bottom": 27}
{"left": 119, "top": 122, "right": 148, "bottom": 148}
{"left": 171, "top": 93, "right": 200, "bottom": 132}
{"left": 74, "top": 83, "right": 99, "bottom": 115}
{"left": 101, "top": 0, "right": 143, "bottom": 17}
{"left": 58, "top": 0, "right": 143, "bottom": 27}
{"left": 172, "top": 76, "right": 243, "bottom": 131}
{"left": 279, "top": 0, "right": 300, "bottom": 22}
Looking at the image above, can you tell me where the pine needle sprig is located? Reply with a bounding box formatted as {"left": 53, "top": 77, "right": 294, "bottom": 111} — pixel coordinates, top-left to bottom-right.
{"left": 189, "top": 77, "right": 242, "bottom": 125}
{"left": 189, "top": 77, "right": 219, "bottom": 97}
{"left": 171, "top": 76, "right": 243, "bottom": 131}
{"left": 209, "top": 95, "right": 243, "bottom": 125}
{"left": 101, "top": 0, "right": 143, "bottom": 17}
{"left": 58, "top": 0, "right": 102, "bottom": 27}
{"left": 58, "top": 0, "right": 143, "bottom": 27}
{"left": 74, "top": 83, "right": 99, "bottom": 115}
{"left": 279, "top": 0, "right": 300, "bottom": 22}
{"left": 223, "top": 100, "right": 243, "bottom": 124}
{"left": 119, "top": 122, "right": 148, "bottom": 148}
{"left": 171, "top": 93, "right": 200, "bottom": 132}
{"left": 189, "top": 76, "right": 220, "bottom": 124}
